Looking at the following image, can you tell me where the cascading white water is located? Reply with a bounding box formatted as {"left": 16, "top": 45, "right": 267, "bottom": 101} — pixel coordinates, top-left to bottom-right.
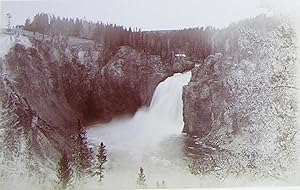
{"left": 87, "top": 71, "right": 191, "bottom": 151}
{"left": 149, "top": 71, "right": 191, "bottom": 132}
{"left": 86, "top": 71, "right": 193, "bottom": 188}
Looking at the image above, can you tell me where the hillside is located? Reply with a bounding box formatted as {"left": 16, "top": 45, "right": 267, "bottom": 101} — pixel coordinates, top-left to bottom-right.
{"left": 0, "top": 13, "right": 298, "bottom": 189}
{"left": 183, "top": 16, "right": 298, "bottom": 180}
{"left": 0, "top": 29, "right": 194, "bottom": 161}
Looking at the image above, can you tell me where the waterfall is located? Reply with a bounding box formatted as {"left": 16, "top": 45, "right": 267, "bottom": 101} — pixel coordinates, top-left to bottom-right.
{"left": 87, "top": 71, "right": 192, "bottom": 152}
{"left": 86, "top": 71, "right": 192, "bottom": 188}
{"left": 148, "top": 71, "right": 192, "bottom": 134}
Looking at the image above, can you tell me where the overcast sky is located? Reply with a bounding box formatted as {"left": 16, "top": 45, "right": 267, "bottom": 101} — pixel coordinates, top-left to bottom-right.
{"left": 0, "top": 0, "right": 298, "bottom": 31}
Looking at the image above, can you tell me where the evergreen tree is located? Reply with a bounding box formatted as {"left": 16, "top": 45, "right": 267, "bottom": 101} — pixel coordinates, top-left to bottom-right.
{"left": 94, "top": 142, "right": 107, "bottom": 182}
{"left": 71, "top": 119, "right": 93, "bottom": 180}
{"left": 25, "top": 12, "right": 216, "bottom": 64}
{"left": 24, "top": 18, "right": 31, "bottom": 30}
{"left": 136, "top": 167, "right": 146, "bottom": 188}
{"left": 56, "top": 152, "right": 73, "bottom": 190}
{"left": 161, "top": 180, "right": 166, "bottom": 189}
{"left": 31, "top": 13, "right": 49, "bottom": 34}
{"left": 73, "top": 18, "right": 83, "bottom": 37}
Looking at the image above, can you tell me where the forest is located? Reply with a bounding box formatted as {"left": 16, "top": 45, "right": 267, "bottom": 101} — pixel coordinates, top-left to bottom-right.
{"left": 23, "top": 13, "right": 214, "bottom": 63}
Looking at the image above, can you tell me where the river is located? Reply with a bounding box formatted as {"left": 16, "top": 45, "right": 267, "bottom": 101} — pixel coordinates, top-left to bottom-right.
{"left": 87, "top": 71, "right": 204, "bottom": 188}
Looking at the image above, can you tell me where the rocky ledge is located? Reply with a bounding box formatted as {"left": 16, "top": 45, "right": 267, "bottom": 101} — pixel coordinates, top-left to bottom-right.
{"left": 0, "top": 38, "right": 194, "bottom": 159}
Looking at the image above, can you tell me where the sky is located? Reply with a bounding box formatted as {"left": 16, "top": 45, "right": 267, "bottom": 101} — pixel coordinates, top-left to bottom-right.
{"left": 0, "top": 0, "right": 271, "bottom": 31}
{"left": 1, "top": 0, "right": 300, "bottom": 31}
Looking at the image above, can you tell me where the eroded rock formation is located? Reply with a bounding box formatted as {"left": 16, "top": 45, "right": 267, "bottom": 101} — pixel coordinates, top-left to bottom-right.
{"left": 0, "top": 38, "right": 194, "bottom": 159}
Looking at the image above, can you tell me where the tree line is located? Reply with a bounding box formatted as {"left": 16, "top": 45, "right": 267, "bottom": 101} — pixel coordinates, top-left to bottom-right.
{"left": 56, "top": 127, "right": 155, "bottom": 189}
{"left": 56, "top": 119, "right": 108, "bottom": 189}
{"left": 0, "top": 85, "right": 151, "bottom": 189}
{"left": 23, "top": 13, "right": 214, "bottom": 63}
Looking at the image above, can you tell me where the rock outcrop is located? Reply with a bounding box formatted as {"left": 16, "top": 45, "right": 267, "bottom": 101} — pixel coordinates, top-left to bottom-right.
{"left": 0, "top": 37, "right": 194, "bottom": 160}
{"left": 182, "top": 17, "right": 297, "bottom": 141}
{"left": 183, "top": 16, "right": 297, "bottom": 179}
{"left": 182, "top": 53, "right": 225, "bottom": 137}
{"left": 61, "top": 45, "right": 194, "bottom": 122}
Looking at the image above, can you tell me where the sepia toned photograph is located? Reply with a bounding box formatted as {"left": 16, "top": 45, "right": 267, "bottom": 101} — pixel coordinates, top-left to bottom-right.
{"left": 0, "top": 0, "right": 300, "bottom": 189}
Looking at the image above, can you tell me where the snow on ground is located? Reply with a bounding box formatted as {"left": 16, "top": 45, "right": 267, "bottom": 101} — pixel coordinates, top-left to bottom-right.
{"left": 0, "top": 33, "right": 31, "bottom": 59}
{"left": 266, "top": 1, "right": 300, "bottom": 184}
{"left": 293, "top": 9, "right": 300, "bottom": 187}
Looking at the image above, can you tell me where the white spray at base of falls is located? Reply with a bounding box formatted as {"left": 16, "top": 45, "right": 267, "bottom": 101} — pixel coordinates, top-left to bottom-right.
{"left": 87, "top": 71, "right": 191, "bottom": 154}
{"left": 87, "top": 71, "right": 194, "bottom": 188}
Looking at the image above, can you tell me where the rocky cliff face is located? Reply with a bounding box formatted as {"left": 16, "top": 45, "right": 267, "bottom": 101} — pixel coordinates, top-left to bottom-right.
{"left": 79, "top": 46, "right": 189, "bottom": 121}
{"left": 0, "top": 44, "right": 78, "bottom": 160}
{"left": 183, "top": 17, "right": 297, "bottom": 140}
{"left": 183, "top": 17, "right": 297, "bottom": 178}
{"left": 182, "top": 53, "right": 225, "bottom": 137}
{"left": 0, "top": 37, "right": 194, "bottom": 160}
{"left": 61, "top": 45, "right": 194, "bottom": 122}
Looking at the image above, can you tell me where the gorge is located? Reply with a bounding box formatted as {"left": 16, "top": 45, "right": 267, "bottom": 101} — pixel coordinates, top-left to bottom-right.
{"left": 0, "top": 13, "right": 299, "bottom": 189}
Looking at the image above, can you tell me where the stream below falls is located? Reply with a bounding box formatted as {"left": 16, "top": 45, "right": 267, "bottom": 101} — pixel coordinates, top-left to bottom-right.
{"left": 87, "top": 71, "right": 206, "bottom": 188}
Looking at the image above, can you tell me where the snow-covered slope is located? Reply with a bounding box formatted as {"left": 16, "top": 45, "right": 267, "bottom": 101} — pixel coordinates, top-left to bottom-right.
{"left": 183, "top": 15, "right": 298, "bottom": 182}
{"left": 0, "top": 34, "right": 31, "bottom": 58}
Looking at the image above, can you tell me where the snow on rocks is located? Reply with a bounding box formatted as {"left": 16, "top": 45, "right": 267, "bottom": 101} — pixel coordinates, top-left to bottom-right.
{"left": 0, "top": 34, "right": 31, "bottom": 59}
{"left": 183, "top": 16, "right": 298, "bottom": 180}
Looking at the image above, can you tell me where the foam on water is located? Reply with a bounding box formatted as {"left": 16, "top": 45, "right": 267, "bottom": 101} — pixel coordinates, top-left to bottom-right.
{"left": 87, "top": 71, "right": 191, "bottom": 154}
{"left": 86, "top": 72, "right": 194, "bottom": 188}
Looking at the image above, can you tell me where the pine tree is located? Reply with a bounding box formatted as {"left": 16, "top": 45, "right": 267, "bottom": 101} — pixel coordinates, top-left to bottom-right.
{"left": 71, "top": 119, "right": 93, "bottom": 181}
{"left": 94, "top": 142, "right": 107, "bottom": 182}
{"left": 56, "top": 152, "right": 73, "bottom": 190}
{"left": 73, "top": 18, "right": 83, "bottom": 37}
{"left": 24, "top": 18, "right": 31, "bottom": 30}
{"left": 136, "top": 167, "right": 146, "bottom": 188}
{"left": 161, "top": 180, "right": 166, "bottom": 189}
